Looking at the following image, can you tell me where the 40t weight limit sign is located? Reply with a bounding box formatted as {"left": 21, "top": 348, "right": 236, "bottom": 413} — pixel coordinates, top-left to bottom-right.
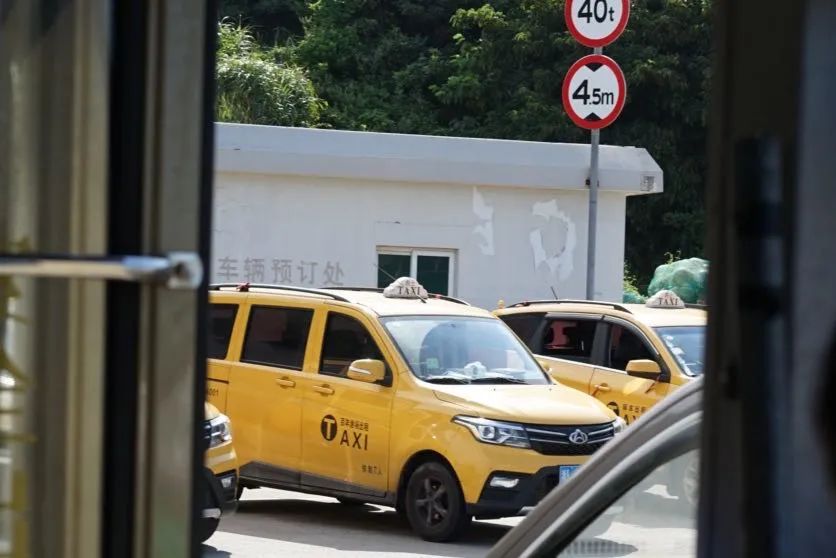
{"left": 565, "top": 0, "right": 630, "bottom": 48}
{"left": 562, "top": 54, "right": 626, "bottom": 130}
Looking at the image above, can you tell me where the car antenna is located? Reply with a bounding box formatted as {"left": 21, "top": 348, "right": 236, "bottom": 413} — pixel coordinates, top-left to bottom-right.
{"left": 374, "top": 263, "right": 397, "bottom": 282}
{"left": 550, "top": 286, "right": 559, "bottom": 300}
{"left": 374, "top": 264, "right": 427, "bottom": 303}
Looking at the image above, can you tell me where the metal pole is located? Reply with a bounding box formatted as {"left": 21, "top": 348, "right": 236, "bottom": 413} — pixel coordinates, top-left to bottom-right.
{"left": 586, "top": 46, "right": 603, "bottom": 300}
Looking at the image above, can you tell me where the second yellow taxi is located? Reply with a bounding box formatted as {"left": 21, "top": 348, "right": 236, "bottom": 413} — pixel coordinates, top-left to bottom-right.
{"left": 495, "top": 290, "right": 706, "bottom": 425}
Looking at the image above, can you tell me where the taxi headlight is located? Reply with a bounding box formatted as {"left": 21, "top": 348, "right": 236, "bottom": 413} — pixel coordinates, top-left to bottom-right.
{"left": 452, "top": 416, "right": 530, "bottom": 449}
{"left": 208, "top": 414, "right": 232, "bottom": 448}
{"left": 613, "top": 416, "right": 627, "bottom": 434}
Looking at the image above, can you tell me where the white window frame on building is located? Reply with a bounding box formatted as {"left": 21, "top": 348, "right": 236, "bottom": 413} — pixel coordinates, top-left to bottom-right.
{"left": 376, "top": 247, "right": 457, "bottom": 296}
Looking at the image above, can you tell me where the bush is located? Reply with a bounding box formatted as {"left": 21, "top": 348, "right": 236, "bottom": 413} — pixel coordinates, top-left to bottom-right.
{"left": 216, "top": 20, "right": 324, "bottom": 127}
{"left": 623, "top": 264, "right": 646, "bottom": 303}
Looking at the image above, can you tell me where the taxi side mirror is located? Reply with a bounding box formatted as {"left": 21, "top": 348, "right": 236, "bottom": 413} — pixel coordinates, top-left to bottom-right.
{"left": 626, "top": 359, "right": 662, "bottom": 380}
{"left": 347, "top": 359, "right": 386, "bottom": 384}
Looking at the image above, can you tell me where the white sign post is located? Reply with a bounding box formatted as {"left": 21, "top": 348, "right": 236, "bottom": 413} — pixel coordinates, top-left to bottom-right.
{"left": 564, "top": 0, "right": 629, "bottom": 300}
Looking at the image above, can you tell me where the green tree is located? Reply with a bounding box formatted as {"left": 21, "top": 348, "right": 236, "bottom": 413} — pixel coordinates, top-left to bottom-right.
{"left": 220, "top": 0, "right": 306, "bottom": 43}
{"left": 216, "top": 20, "right": 324, "bottom": 127}
{"left": 290, "top": 0, "right": 485, "bottom": 132}
{"left": 219, "top": 0, "right": 711, "bottom": 289}
{"left": 432, "top": 0, "right": 710, "bottom": 289}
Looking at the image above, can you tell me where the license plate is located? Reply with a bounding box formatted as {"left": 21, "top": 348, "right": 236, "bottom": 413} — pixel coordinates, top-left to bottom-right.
{"left": 559, "top": 465, "right": 580, "bottom": 483}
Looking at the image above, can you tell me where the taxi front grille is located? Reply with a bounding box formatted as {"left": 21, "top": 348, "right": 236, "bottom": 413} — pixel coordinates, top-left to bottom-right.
{"left": 524, "top": 423, "right": 615, "bottom": 456}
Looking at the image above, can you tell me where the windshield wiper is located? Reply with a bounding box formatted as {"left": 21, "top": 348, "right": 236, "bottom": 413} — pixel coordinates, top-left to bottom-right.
{"left": 469, "top": 376, "right": 529, "bottom": 385}
{"left": 422, "top": 376, "right": 471, "bottom": 384}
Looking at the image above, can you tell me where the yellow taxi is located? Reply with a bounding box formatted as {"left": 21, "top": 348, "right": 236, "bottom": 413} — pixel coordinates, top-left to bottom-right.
{"left": 206, "top": 277, "right": 621, "bottom": 541}
{"left": 201, "top": 402, "right": 239, "bottom": 542}
{"left": 495, "top": 290, "right": 706, "bottom": 425}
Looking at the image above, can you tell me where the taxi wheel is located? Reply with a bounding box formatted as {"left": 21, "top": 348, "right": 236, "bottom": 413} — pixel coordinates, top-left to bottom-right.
{"left": 670, "top": 455, "right": 700, "bottom": 508}
{"left": 199, "top": 518, "right": 219, "bottom": 543}
{"left": 680, "top": 457, "right": 700, "bottom": 508}
{"left": 404, "top": 462, "right": 471, "bottom": 542}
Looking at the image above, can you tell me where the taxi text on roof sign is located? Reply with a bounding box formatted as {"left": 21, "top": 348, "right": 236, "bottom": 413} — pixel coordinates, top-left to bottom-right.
{"left": 646, "top": 289, "right": 686, "bottom": 309}
{"left": 383, "top": 277, "right": 429, "bottom": 300}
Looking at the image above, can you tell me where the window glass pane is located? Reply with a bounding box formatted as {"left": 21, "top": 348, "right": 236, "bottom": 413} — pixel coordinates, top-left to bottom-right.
{"left": 500, "top": 314, "right": 545, "bottom": 348}
{"left": 541, "top": 320, "right": 597, "bottom": 362}
{"left": 320, "top": 313, "right": 386, "bottom": 380}
{"left": 557, "top": 449, "right": 699, "bottom": 557}
{"left": 208, "top": 304, "right": 238, "bottom": 359}
{"left": 416, "top": 255, "right": 449, "bottom": 295}
{"left": 241, "top": 306, "right": 313, "bottom": 369}
{"left": 655, "top": 326, "right": 706, "bottom": 376}
{"left": 377, "top": 254, "right": 410, "bottom": 288}
{"left": 608, "top": 325, "right": 656, "bottom": 371}
{"left": 382, "top": 316, "right": 549, "bottom": 385}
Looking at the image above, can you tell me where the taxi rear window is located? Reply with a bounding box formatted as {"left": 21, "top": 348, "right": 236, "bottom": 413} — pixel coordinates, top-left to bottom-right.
{"left": 241, "top": 306, "right": 313, "bottom": 370}
{"left": 208, "top": 304, "right": 238, "bottom": 359}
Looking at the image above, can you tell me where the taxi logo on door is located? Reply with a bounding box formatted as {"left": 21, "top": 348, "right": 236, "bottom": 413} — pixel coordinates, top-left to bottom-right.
{"left": 321, "top": 414, "right": 338, "bottom": 441}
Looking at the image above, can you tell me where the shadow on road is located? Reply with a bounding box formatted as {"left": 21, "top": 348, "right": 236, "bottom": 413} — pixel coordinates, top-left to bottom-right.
{"left": 560, "top": 539, "right": 638, "bottom": 557}
{"left": 209, "top": 491, "right": 512, "bottom": 557}
{"left": 201, "top": 543, "right": 231, "bottom": 557}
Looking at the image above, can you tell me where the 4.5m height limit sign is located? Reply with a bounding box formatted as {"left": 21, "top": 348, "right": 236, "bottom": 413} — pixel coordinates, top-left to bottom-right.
{"left": 562, "top": 54, "right": 626, "bottom": 130}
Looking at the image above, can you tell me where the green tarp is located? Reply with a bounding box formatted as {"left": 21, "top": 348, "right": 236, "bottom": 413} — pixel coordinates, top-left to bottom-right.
{"left": 647, "top": 257, "right": 709, "bottom": 304}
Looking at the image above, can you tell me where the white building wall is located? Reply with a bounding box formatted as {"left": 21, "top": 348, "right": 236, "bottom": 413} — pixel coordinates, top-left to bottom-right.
{"left": 213, "top": 173, "right": 629, "bottom": 309}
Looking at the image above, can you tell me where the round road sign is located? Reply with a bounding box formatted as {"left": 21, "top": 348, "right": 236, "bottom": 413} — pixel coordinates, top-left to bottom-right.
{"left": 565, "top": 0, "right": 630, "bottom": 48}
{"left": 562, "top": 54, "right": 626, "bottom": 130}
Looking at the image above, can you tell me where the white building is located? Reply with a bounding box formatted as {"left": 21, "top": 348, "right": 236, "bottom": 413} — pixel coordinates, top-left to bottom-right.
{"left": 213, "top": 123, "right": 662, "bottom": 309}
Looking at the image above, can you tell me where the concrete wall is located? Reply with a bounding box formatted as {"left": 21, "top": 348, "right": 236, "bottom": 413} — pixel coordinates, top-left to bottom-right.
{"left": 214, "top": 174, "right": 629, "bottom": 309}
{"left": 213, "top": 124, "right": 661, "bottom": 310}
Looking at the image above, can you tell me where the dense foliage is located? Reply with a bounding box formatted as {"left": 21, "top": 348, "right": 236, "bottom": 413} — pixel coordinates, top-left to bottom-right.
{"left": 219, "top": 0, "right": 711, "bottom": 290}
{"left": 216, "top": 20, "right": 323, "bottom": 127}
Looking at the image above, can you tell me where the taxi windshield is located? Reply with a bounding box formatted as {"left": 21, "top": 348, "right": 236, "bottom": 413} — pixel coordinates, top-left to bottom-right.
{"left": 655, "top": 325, "right": 706, "bottom": 376}
{"left": 381, "top": 316, "right": 549, "bottom": 385}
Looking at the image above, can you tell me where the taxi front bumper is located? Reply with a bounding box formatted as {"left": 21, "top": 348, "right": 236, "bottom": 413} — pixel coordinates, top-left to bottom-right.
{"left": 203, "top": 467, "right": 238, "bottom": 518}
{"left": 466, "top": 466, "right": 572, "bottom": 519}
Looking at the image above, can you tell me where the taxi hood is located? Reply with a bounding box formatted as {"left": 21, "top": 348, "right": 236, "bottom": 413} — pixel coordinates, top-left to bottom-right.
{"left": 432, "top": 383, "right": 615, "bottom": 425}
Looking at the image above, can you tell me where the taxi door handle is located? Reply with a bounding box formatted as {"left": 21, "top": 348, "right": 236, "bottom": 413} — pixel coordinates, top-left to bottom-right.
{"left": 312, "top": 385, "right": 334, "bottom": 396}
{"left": 275, "top": 377, "right": 296, "bottom": 388}
{"left": 593, "top": 383, "right": 612, "bottom": 394}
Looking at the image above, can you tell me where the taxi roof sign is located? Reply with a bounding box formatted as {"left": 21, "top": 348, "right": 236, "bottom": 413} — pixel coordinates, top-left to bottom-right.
{"left": 383, "top": 277, "right": 429, "bottom": 300}
{"left": 645, "top": 290, "right": 685, "bottom": 309}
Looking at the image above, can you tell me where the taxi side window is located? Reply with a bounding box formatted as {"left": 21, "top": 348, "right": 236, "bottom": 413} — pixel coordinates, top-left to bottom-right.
{"left": 541, "top": 319, "right": 597, "bottom": 363}
{"left": 500, "top": 313, "right": 544, "bottom": 347}
{"left": 320, "top": 313, "right": 389, "bottom": 383}
{"left": 607, "top": 324, "right": 656, "bottom": 372}
{"left": 241, "top": 306, "right": 313, "bottom": 370}
{"left": 208, "top": 304, "right": 238, "bottom": 359}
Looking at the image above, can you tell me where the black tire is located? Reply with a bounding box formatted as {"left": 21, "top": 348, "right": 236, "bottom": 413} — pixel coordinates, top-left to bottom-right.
{"left": 404, "top": 461, "right": 471, "bottom": 542}
{"left": 236, "top": 484, "right": 244, "bottom": 500}
{"left": 669, "top": 455, "right": 699, "bottom": 508}
{"left": 200, "top": 518, "right": 220, "bottom": 543}
{"left": 337, "top": 497, "right": 368, "bottom": 506}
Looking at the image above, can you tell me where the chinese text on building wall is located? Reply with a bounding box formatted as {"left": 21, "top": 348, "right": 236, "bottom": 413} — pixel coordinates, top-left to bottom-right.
{"left": 215, "top": 257, "right": 345, "bottom": 286}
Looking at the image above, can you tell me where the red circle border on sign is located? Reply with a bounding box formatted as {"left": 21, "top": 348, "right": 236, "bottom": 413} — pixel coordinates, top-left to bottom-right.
{"left": 565, "top": 0, "right": 630, "bottom": 48}
{"left": 562, "top": 54, "right": 627, "bottom": 130}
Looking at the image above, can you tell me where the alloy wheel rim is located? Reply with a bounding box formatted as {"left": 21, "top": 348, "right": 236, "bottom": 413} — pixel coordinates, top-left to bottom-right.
{"left": 415, "top": 476, "right": 450, "bottom": 527}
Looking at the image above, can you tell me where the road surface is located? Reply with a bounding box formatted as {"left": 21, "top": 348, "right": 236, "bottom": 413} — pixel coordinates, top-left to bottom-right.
{"left": 204, "top": 486, "right": 696, "bottom": 557}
